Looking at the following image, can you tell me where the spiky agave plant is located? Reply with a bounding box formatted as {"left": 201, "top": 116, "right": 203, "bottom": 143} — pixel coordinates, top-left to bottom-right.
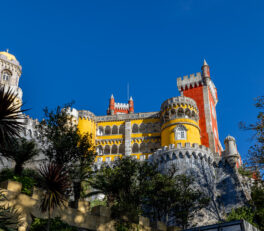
{"left": 0, "top": 192, "right": 21, "bottom": 231}
{"left": 0, "top": 87, "right": 27, "bottom": 145}
{"left": 39, "top": 162, "right": 70, "bottom": 231}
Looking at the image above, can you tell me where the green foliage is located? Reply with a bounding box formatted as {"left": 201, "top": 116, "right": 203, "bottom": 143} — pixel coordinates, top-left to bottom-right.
{"left": 0, "top": 192, "right": 21, "bottom": 231}
{"left": 13, "top": 175, "right": 35, "bottom": 195}
{"left": 39, "top": 162, "right": 71, "bottom": 231}
{"left": 0, "top": 138, "right": 39, "bottom": 175}
{"left": 240, "top": 96, "right": 264, "bottom": 174}
{"left": 87, "top": 156, "right": 156, "bottom": 223}
{"left": 89, "top": 199, "right": 107, "bottom": 209}
{"left": 29, "top": 217, "right": 77, "bottom": 231}
{"left": 0, "top": 168, "right": 42, "bottom": 196}
{"left": 226, "top": 207, "right": 256, "bottom": 225}
{"left": 238, "top": 166, "right": 253, "bottom": 178}
{"left": 226, "top": 184, "right": 264, "bottom": 230}
{"left": 251, "top": 184, "right": 264, "bottom": 230}
{"left": 114, "top": 221, "right": 134, "bottom": 231}
{"left": 88, "top": 156, "right": 209, "bottom": 229}
{"left": 37, "top": 104, "right": 96, "bottom": 208}
{"left": 171, "top": 175, "right": 210, "bottom": 229}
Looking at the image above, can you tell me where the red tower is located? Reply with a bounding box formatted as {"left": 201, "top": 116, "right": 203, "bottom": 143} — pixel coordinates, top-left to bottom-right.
{"left": 177, "top": 60, "right": 222, "bottom": 154}
{"left": 129, "top": 96, "right": 134, "bottom": 114}
{"left": 107, "top": 95, "right": 134, "bottom": 115}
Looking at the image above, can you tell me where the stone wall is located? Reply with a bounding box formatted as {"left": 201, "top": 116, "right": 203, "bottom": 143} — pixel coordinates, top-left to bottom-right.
{"left": 0, "top": 180, "right": 181, "bottom": 231}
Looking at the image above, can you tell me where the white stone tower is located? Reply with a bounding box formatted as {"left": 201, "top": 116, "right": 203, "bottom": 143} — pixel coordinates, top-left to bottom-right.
{"left": 0, "top": 50, "right": 23, "bottom": 105}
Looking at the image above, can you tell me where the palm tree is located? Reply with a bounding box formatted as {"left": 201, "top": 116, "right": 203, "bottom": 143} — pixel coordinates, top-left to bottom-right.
{"left": 0, "top": 87, "right": 27, "bottom": 146}
{"left": 0, "top": 138, "right": 39, "bottom": 175}
{"left": 39, "top": 162, "right": 70, "bottom": 231}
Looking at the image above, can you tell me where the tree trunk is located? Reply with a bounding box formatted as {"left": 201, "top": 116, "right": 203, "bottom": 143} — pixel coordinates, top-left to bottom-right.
{"left": 14, "top": 163, "right": 23, "bottom": 175}
{"left": 72, "top": 181, "right": 81, "bottom": 209}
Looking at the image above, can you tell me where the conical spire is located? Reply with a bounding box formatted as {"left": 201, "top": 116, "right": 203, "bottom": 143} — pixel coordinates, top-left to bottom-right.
{"left": 203, "top": 59, "right": 208, "bottom": 66}
{"left": 129, "top": 96, "right": 133, "bottom": 101}
{"left": 111, "top": 94, "right": 114, "bottom": 99}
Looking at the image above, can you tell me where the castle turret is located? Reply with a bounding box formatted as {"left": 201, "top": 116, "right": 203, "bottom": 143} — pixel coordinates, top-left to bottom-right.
{"left": 0, "top": 50, "right": 23, "bottom": 106}
{"left": 128, "top": 96, "right": 134, "bottom": 114}
{"left": 107, "top": 94, "right": 115, "bottom": 115}
{"left": 160, "top": 96, "right": 201, "bottom": 147}
{"left": 202, "top": 59, "right": 210, "bottom": 82}
{"left": 224, "top": 136, "right": 241, "bottom": 167}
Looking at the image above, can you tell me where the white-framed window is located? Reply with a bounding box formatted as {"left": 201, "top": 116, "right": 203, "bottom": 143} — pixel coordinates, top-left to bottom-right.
{"left": 2, "top": 70, "right": 11, "bottom": 81}
{"left": 175, "top": 125, "right": 187, "bottom": 140}
{"left": 97, "top": 157, "right": 103, "bottom": 163}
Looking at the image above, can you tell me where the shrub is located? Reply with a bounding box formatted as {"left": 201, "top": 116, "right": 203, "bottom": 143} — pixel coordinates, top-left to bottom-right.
{"left": 29, "top": 217, "right": 77, "bottom": 231}
{"left": 0, "top": 168, "right": 42, "bottom": 196}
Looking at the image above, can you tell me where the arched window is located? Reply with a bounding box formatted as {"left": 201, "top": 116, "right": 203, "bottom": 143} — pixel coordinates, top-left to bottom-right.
{"left": 139, "top": 123, "right": 145, "bottom": 133}
{"left": 112, "top": 144, "right": 118, "bottom": 154}
{"left": 104, "top": 145, "right": 110, "bottom": 154}
{"left": 97, "top": 126, "right": 104, "bottom": 136}
{"left": 96, "top": 145, "right": 103, "bottom": 155}
{"left": 119, "top": 125, "right": 125, "bottom": 135}
{"left": 140, "top": 143, "right": 146, "bottom": 153}
{"left": 177, "top": 108, "right": 184, "bottom": 117}
{"left": 132, "top": 143, "right": 139, "bottom": 153}
{"left": 132, "top": 124, "right": 139, "bottom": 133}
{"left": 105, "top": 126, "right": 111, "bottom": 135}
{"left": 185, "top": 108, "right": 191, "bottom": 118}
{"left": 175, "top": 125, "right": 187, "bottom": 140}
{"left": 2, "top": 70, "right": 11, "bottom": 81}
{"left": 112, "top": 125, "right": 118, "bottom": 134}
{"left": 119, "top": 143, "right": 125, "bottom": 154}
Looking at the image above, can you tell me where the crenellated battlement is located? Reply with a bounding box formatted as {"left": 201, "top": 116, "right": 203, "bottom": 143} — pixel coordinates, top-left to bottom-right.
{"left": 114, "top": 102, "right": 129, "bottom": 110}
{"left": 23, "top": 115, "right": 39, "bottom": 127}
{"left": 160, "top": 96, "right": 198, "bottom": 112}
{"left": 78, "top": 110, "right": 96, "bottom": 120}
{"left": 177, "top": 72, "right": 203, "bottom": 92}
{"left": 150, "top": 142, "right": 216, "bottom": 166}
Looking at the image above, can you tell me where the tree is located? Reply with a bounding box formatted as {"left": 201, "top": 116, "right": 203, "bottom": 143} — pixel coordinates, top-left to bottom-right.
{"left": 0, "top": 87, "right": 27, "bottom": 146}
{"left": 171, "top": 175, "right": 210, "bottom": 229}
{"left": 226, "top": 206, "right": 256, "bottom": 225}
{"left": 0, "top": 138, "right": 39, "bottom": 175}
{"left": 39, "top": 162, "right": 70, "bottom": 231}
{"left": 251, "top": 184, "right": 264, "bottom": 230}
{"left": 142, "top": 168, "right": 179, "bottom": 222}
{"left": 88, "top": 156, "right": 209, "bottom": 229}
{"left": 87, "top": 156, "right": 160, "bottom": 227}
{"left": 37, "top": 104, "right": 96, "bottom": 208}
{"left": 226, "top": 184, "right": 264, "bottom": 230}
{"left": 240, "top": 96, "right": 264, "bottom": 173}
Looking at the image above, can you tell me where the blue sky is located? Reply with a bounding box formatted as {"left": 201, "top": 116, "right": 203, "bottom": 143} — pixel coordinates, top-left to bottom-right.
{"left": 1, "top": 0, "right": 263, "bottom": 160}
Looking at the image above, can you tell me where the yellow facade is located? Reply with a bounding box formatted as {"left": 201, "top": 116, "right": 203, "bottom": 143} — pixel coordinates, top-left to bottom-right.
{"left": 161, "top": 118, "right": 201, "bottom": 147}
{"left": 76, "top": 96, "right": 200, "bottom": 163}
{"left": 78, "top": 117, "right": 96, "bottom": 145}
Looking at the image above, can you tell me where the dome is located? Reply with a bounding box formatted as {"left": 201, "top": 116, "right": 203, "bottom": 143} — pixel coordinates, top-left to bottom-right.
{"left": 0, "top": 51, "right": 17, "bottom": 62}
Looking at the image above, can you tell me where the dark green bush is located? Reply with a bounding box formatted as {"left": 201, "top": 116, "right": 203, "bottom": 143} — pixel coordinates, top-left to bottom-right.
{"left": 0, "top": 168, "right": 42, "bottom": 196}
{"left": 29, "top": 217, "right": 77, "bottom": 231}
